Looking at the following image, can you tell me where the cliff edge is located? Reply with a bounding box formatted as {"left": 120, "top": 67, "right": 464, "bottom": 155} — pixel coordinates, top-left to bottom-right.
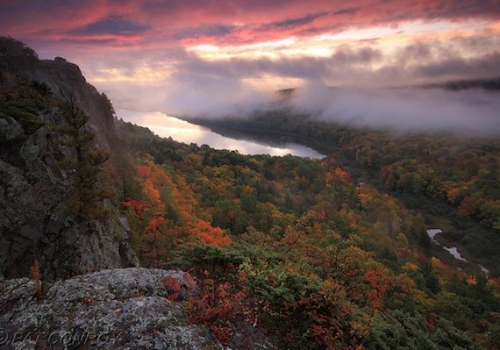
{"left": 0, "top": 37, "right": 138, "bottom": 280}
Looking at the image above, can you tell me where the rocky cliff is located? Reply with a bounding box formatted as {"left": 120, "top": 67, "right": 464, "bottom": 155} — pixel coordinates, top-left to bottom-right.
{"left": 0, "top": 37, "right": 138, "bottom": 280}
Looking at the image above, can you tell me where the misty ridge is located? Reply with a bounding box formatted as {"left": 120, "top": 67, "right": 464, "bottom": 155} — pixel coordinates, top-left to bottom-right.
{"left": 169, "top": 82, "right": 500, "bottom": 137}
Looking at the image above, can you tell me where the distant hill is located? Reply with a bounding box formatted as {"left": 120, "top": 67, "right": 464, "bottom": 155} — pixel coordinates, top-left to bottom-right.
{"left": 274, "top": 77, "right": 500, "bottom": 97}
{"left": 420, "top": 77, "right": 500, "bottom": 91}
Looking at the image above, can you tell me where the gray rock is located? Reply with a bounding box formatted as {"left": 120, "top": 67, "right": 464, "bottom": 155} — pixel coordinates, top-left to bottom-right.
{"left": 39, "top": 213, "right": 140, "bottom": 280}
{"left": 0, "top": 156, "right": 139, "bottom": 280}
{"left": 0, "top": 116, "right": 23, "bottom": 141}
{"left": 19, "top": 126, "right": 52, "bottom": 181}
{"left": 0, "top": 268, "right": 221, "bottom": 350}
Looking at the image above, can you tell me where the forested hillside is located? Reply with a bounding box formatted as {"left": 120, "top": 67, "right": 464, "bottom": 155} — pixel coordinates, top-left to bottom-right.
{"left": 188, "top": 107, "right": 500, "bottom": 276}
{"left": 114, "top": 117, "right": 500, "bottom": 349}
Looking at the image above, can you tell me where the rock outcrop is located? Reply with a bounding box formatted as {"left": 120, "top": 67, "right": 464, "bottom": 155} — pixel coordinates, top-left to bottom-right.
{"left": 0, "top": 268, "right": 223, "bottom": 350}
{"left": 0, "top": 116, "right": 23, "bottom": 141}
{"left": 0, "top": 37, "right": 138, "bottom": 280}
{"left": 0, "top": 38, "right": 115, "bottom": 150}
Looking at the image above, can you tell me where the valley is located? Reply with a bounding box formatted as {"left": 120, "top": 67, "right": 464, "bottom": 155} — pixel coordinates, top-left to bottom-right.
{"left": 180, "top": 112, "right": 500, "bottom": 277}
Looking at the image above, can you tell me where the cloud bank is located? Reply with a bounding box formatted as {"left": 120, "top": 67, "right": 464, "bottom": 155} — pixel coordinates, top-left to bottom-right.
{"left": 290, "top": 83, "right": 500, "bottom": 136}
{"left": 91, "top": 38, "right": 500, "bottom": 135}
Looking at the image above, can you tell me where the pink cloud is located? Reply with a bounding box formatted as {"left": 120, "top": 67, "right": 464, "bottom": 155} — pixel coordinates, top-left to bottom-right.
{"left": 2, "top": 0, "right": 499, "bottom": 107}
{"left": 2, "top": 0, "right": 499, "bottom": 49}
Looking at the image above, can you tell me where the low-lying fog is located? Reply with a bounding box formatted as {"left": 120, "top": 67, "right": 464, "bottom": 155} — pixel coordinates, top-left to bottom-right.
{"left": 168, "top": 83, "right": 500, "bottom": 137}
{"left": 290, "top": 84, "right": 500, "bottom": 136}
{"left": 111, "top": 80, "right": 500, "bottom": 137}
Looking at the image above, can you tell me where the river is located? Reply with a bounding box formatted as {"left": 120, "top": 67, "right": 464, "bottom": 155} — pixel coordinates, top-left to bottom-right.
{"left": 117, "top": 109, "right": 325, "bottom": 159}
{"left": 426, "top": 229, "right": 489, "bottom": 275}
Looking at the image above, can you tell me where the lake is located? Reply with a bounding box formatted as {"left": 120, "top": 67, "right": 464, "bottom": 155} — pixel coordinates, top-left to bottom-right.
{"left": 117, "top": 109, "right": 325, "bottom": 159}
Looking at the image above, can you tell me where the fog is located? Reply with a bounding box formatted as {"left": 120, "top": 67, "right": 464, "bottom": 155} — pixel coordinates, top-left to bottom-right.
{"left": 163, "top": 82, "right": 273, "bottom": 118}
{"left": 288, "top": 83, "right": 500, "bottom": 136}
{"left": 167, "top": 80, "right": 500, "bottom": 137}
{"left": 96, "top": 56, "right": 500, "bottom": 138}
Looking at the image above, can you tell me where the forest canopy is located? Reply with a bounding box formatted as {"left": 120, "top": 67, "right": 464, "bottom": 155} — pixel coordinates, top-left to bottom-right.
{"left": 113, "top": 115, "right": 500, "bottom": 350}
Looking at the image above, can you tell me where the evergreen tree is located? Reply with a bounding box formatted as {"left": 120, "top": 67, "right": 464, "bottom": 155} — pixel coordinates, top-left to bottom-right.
{"left": 59, "top": 92, "right": 111, "bottom": 219}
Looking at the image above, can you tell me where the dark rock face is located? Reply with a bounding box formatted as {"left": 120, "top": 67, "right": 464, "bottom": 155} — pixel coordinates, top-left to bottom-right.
{"left": 0, "top": 120, "right": 139, "bottom": 280}
{"left": 0, "top": 116, "right": 23, "bottom": 141}
{"left": 1, "top": 38, "right": 115, "bottom": 150}
{"left": 0, "top": 37, "right": 138, "bottom": 280}
{"left": 32, "top": 58, "right": 116, "bottom": 150}
{"left": 0, "top": 268, "right": 222, "bottom": 350}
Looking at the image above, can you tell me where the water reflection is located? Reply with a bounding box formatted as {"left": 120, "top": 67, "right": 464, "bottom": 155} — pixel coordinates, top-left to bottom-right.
{"left": 117, "top": 109, "right": 324, "bottom": 159}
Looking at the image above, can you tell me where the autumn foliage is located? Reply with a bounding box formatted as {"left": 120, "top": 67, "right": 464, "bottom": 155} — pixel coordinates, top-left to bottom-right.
{"left": 195, "top": 220, "right": 231, "bottom": 246}
{"left": 115, "top": 120, "right": 500, "bottom": 349}
{"left": 120, "top": 160, "right": 234, "bottom": 266}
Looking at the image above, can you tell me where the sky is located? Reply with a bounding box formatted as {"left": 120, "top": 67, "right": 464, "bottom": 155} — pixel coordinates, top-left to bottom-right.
{"left": 1, "top": 0, "right": 500, "bottom": 129}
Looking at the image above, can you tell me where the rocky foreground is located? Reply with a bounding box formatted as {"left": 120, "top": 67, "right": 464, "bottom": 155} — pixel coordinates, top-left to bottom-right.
{"left": 0, "top": 268, "right": 225, "bottom": 350}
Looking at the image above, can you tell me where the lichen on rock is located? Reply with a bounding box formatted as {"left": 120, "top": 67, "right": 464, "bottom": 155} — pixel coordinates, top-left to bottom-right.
{"left": 0, "top": 268, "right": 221, "bottom": 350}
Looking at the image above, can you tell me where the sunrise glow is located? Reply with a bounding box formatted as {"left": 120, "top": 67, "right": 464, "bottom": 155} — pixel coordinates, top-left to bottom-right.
{"left": 1, "top": 0, "right": 499, "bottom": 113}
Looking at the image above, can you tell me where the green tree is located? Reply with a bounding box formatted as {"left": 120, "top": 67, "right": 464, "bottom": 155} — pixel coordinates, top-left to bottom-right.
{"left": 59, "top": 92, "right": 111, "bottom": 219}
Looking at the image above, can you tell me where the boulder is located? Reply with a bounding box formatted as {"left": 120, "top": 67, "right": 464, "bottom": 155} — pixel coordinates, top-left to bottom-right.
{"left": 0, "top": 268, "right": 221, "bottom": 350}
